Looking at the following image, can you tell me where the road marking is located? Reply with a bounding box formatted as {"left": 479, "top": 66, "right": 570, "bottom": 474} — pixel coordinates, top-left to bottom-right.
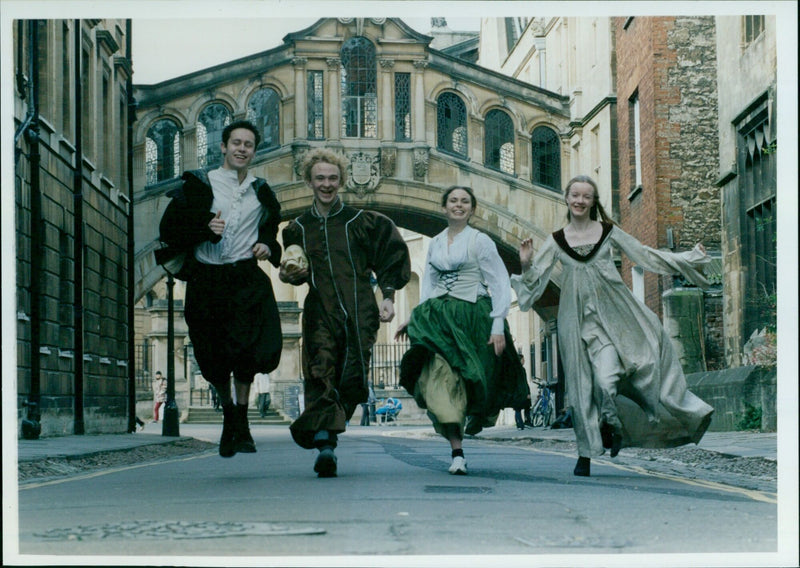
{"left": 19, "top": 452, "right": 216, "bottom": 491}
{"left": 521, "top": 446, "right": 778, "bottom": 504}
{"left": 598, "top": 460, "right": 778, "bottom": 504}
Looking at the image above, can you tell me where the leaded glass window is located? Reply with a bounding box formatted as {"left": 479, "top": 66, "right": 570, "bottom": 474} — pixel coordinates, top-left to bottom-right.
{"left": 394, "top": 72, "right": 411, "bottom": 141}
{"left": 246, "top": 88, "right": 280, "bottom": 151}
{"left": 739, "top": 115, "right": 776, "bottom": 333}
{"left": 530, "top": 126, "right": 561, "bottom": 191}
{"left": 307, "top": 70, "right": 324, "bottom": 140}
{"left": 437, "top": 92, "right": 467, "bottom": 157}
{"left": 197, "top": 103, "right": 231, "bottom": 169}
{"left": 340, "top": 37, "right": 377, "bottom": 138}
{"left": 145, "top": 118, "right": 181, "bottom": 185}
{"left": 485, "top": 109, "right": 515, "bottom": 174}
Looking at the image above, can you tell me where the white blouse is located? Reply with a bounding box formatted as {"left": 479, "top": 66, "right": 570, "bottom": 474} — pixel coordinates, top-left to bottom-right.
{"left": 421, "top": 226, "right": 511, "bottom": 335}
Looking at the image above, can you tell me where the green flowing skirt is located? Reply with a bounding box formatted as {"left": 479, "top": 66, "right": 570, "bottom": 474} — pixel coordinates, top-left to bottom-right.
{"left": 401, "top": 295, "right": 529, "bottom": 436}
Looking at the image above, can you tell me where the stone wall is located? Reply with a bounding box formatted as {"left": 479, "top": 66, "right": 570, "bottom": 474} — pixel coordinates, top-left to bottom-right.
{"left": 687, "top": 366, "right": 776, "bottom": 432}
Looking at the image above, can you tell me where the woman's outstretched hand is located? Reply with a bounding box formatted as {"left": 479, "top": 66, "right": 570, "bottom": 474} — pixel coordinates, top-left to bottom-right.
{"left": 519, "top": 237, "right": 534, "bottom": 271}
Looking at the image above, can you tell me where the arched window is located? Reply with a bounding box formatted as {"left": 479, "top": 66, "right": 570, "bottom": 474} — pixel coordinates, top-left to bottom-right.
{"left": 246, "top": 88, "right": 280, "bottom": 151}
{"left": 485, "top": 109, "right": 515, "bottom": 174}
{"left": 531, "top": 126, "right": 561, "bottom": 190}
{"left": 340, "top": 37, "right": 377, "bottom": 138}
{"left": 196, "top": 103, "right": 232, "bottom": 169}
{"left": 145, "top": 118, "right": 181, "bottom": 185}
{"left": 437, "top": 92, "right": 468, "bottom": 157}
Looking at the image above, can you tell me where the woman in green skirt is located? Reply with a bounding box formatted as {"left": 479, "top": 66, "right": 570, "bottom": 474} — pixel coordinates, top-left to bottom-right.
{"left": 396, "top": 186, "right": 528, "bottom": 475}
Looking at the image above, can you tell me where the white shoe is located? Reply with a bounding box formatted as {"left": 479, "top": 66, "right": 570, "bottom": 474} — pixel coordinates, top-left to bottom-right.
{"left": 448, "top": 456, "right": 467, "bottom": 475}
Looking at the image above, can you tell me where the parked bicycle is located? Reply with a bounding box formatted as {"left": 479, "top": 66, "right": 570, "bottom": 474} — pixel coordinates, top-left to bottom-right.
{"left": 530, "top": 379, "right": 555, "bottom": 427}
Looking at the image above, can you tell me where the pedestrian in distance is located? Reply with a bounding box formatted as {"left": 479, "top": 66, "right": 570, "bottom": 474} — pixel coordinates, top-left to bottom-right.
{"left": 396, "top": 185, "right": 529, "bottom": 476}
{"left": 156, "top": 119, "right": 283, "bottom": 458}
{"left": 152, "top": 371, "right": 167, "bottom": 423}
{"left": 513, "top": 351, "right": 532, "bottom": 430}
{"left": 279, "top": 148, "right": 411, "bottom": 478}
{"left": 511, "top": 175, "right": 714, "bottom": 477}
{"left": 254, "top": 372, "right": 271, "bottom": 418}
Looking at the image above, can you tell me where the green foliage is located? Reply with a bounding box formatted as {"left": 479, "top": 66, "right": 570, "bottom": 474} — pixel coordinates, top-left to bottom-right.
{"left": 737, "top": 403, "right": 763, "bottom": 431}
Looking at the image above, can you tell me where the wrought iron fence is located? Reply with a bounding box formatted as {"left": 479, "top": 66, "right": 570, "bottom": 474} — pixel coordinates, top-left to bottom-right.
{"left": 371, "top": 342, "right": 408, "bottom": 389}
{"left": 135, "top": 342, "right": 154, "bottom": 390}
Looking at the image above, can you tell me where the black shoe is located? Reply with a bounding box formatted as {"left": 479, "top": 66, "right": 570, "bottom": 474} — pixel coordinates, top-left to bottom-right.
{"left": 573, "top": 457, "right": 591, "bottom": 477}
{"left": 600, "top": 423, "right": 613, "bottom": 449}
{"left": 219, "top": 404, "right": 237, "bottom": 458}
{"left": 610, "top": 431, "right": 623, "bottom": 458}
{"left": 234, "top": 405, "right": 256, "bottom": 453}
{"left": 314, "top": 447, "right": 337, "bottom": 478}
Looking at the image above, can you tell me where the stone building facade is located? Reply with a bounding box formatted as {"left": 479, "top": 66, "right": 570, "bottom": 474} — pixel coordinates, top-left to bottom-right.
{"left": 713, "top": 15, "right": 777, "bottom": 367}
{"left": 13, "top": 19, "right": 134, "bottom": 437}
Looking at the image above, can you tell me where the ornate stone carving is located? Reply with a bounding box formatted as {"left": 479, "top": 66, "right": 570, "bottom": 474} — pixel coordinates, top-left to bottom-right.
{"left": 326, "top": 57, "right": 341, "bottom": 70}
{"left": 292, "top": 145, "right": 309, "bottom": 178}
{"left": 413, "top": 147, "right": 429, "bottom": 181}
{"left": 291, "top": 57, "right": 307, "bottom": 67}
{"left": 380, "top": 147, "right": 396, "bottom": 178}
{"left": 413, "top": 59, "right": 429, "bottom": 70}
{"left": 346, "top": 151, "right": 380, "bottom": 197}
{"left": 379, "top": 59, "right": 395, "bottom": 69}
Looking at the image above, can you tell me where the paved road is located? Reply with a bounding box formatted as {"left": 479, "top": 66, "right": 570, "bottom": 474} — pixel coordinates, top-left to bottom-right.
{"left": 13, "top": 425, "right": 782, "bottom": 565}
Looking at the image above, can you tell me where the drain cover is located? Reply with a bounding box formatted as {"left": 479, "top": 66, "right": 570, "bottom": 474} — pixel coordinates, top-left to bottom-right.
{"left": 34, "top": 520, "right": 326, "bottom": 540}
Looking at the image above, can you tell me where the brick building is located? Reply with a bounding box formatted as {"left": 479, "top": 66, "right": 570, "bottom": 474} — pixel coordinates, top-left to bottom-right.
{"left": 614, "top": 16, "right": 724, "bottom": 370}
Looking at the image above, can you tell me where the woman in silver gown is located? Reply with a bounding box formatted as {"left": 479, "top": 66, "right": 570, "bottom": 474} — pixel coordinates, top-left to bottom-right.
{"left": 511, "top": 175, "right": 714, "bottom": 476}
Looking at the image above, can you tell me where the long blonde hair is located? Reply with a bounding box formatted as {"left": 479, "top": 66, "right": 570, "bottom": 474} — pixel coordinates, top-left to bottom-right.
{"left": 564, "top": 175, "right": 615, "bottom": 225}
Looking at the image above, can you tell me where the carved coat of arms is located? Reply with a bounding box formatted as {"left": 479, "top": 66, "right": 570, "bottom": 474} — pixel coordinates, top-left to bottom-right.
{"left": 347, "top": 152, "right": 379, "bottom": 197}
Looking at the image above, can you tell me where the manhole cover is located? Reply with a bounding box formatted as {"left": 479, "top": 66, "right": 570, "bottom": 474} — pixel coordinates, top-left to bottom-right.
{"left": 424, "top": 485, "right": 493, "bottom": 494}
{"left": 34, "top": 520, "right": 326, "bottom": 540}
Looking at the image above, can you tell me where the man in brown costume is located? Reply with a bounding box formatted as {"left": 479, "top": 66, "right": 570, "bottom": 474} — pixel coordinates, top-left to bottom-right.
{"left": 280, "top": 149, "right": 410, "bottom": 477}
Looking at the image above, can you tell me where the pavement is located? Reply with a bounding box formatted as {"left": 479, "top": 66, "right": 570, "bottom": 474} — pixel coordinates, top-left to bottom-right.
{"left": 15, "top": 422, "right": 777, "bottom": 463}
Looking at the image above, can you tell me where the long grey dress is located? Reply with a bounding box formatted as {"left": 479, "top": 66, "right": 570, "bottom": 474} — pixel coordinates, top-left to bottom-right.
{"left": 511, "top": 223, "right": 714, "bottom": 458}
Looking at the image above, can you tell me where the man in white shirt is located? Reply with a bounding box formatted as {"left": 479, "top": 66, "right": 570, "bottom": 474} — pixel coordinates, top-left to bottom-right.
{"left": 158, "top": 120, "right": 283, "bottom": 458}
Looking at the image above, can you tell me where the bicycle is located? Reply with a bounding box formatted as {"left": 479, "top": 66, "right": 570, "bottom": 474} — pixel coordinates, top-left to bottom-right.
{"left": 530, "top": 379, "right": 555, "bottom": 427}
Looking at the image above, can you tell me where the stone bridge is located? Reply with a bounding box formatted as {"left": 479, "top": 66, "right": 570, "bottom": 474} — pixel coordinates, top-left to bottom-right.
{"left": 133, "top": 145, "right": 566, "bottom": 314}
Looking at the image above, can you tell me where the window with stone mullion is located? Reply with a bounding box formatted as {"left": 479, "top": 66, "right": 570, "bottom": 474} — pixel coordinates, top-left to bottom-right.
{"left": 197, "top": 103, "right": 231, "bottom": 169}
{"left": 436, "top": 92, "right": 468, "bottom": 157}
{"left": 307, "top": 71, "right": 324, "bottom": 140}
{"left": 246, "top": 88, "right": 280, "bottom": 151}
{"left": 484, "top": 109, "right": 515, "bottom": 175}
{"left": 394, "top": 73, "right": 411, "bottom": 141}
{"left": 341, "top": 36, "right": 377, "bottom": 138}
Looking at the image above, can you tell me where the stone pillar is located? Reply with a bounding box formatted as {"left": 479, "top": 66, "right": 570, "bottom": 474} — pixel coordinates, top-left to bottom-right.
{"left": 662, "top": 287, "right": 706, "bottom": 374}
{"left": 292, "top": 57, "right": 307, "bottom": 141}
{"left": 412, "top": 59, "right": 427, "bottom": 145}
{"left": 273, "top": 301, "right": 304, "bottom": 420}
{"left": 379, "top": 58, "right": 394, "bottom": 142}
{"left": 326, "top": 57, "right": 341, "bottom": 142}
{"left": 182, "top": 125, "right": 198, "bottom": 171}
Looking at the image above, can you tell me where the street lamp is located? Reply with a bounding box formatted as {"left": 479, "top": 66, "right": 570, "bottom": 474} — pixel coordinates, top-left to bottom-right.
{"left": 162, "top": 273, "right": 180, "bottom": 436}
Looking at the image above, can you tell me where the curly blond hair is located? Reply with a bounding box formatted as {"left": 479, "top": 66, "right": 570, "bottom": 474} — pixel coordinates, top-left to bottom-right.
{"left": 301, "top": 148, "right": 349, "bottom": 187}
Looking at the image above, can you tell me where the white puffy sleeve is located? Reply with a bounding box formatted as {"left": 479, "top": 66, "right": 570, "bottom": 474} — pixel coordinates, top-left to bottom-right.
{"left": 418, "top": 237, "right": 437, "bottom": 304}
{"left": 610, "top": 226, "right": 710, "bottom": 288}
{"left": 510, "top": 235, "right": 560, "bottom": 312}
{"left": 475, "top": 232, "right": 511, "bottom": 335}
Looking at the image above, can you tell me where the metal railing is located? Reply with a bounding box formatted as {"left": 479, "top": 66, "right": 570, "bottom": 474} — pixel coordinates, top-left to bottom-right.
{"left": 134, "top": 342, "right": 153, "bottom": 390}
{"left": 371, "top": 342, "right": 408, "bottom": 389}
